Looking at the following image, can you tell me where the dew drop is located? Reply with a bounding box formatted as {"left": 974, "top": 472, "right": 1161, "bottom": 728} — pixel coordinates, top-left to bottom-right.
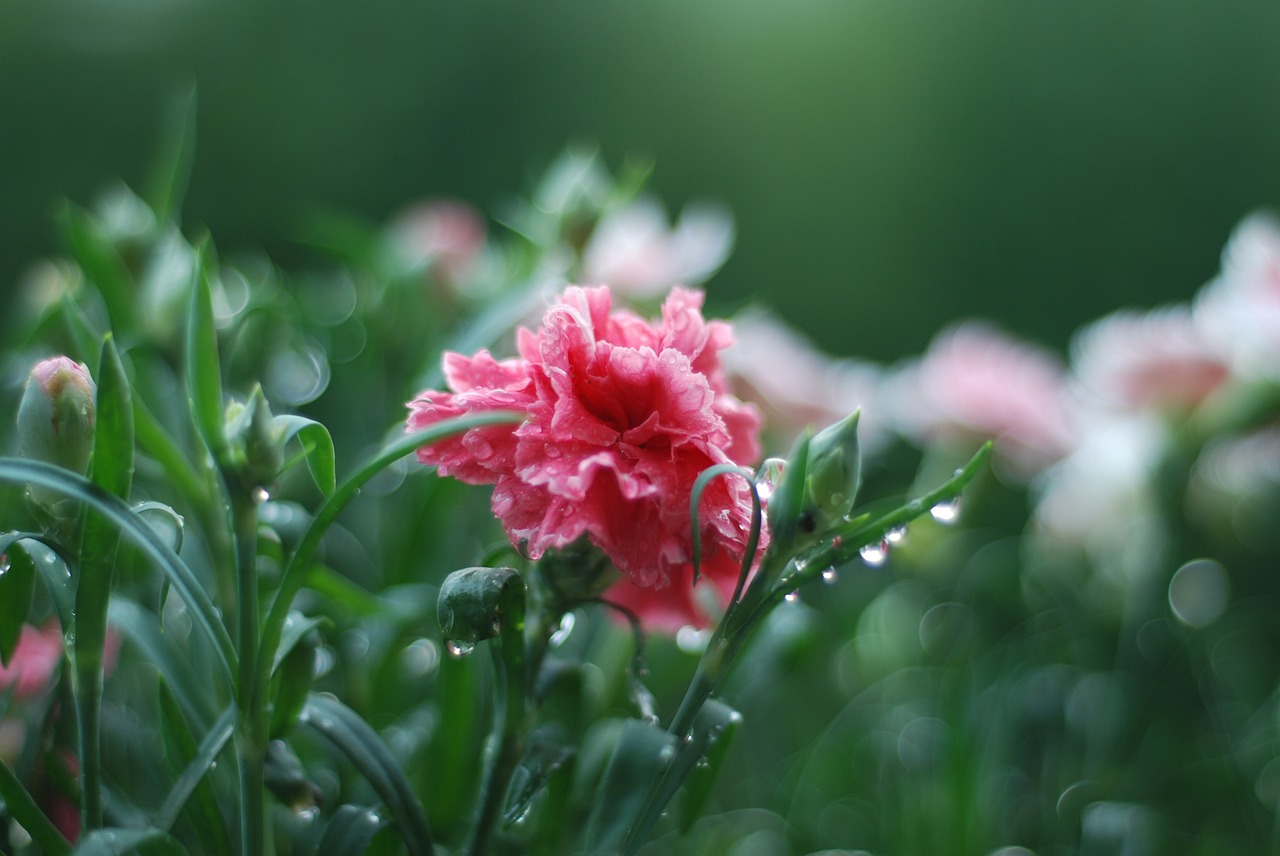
{"left": 676, "top": 625, "right": 710, "bottom": 654}
{"left": 821, "top": 568, "right": 838, "bottom": 585}
{"left": 296, "top": 806, "right": 319, "bottom": 823}
{"left": 445, "top": 639, "right": 476, "bottom": 658}
{"left": 930, "top": 497, "right": 962, "bottom": 524}
{"left": 755, "top": 458, "right": 786, "bottom": 501}
{"left": 784, "top": 590, "right": 801, "bottom": 603}
{"left": 860, "top": 539, "right": 888, "bottom": 567}
{"left": 0, "top": 554, "right": 9, "bottom": 575}
{"left": 549, "top": 611, "right": 576, "bottom": 648}
{"left": 885, "top": 524, "right": 908, "bottom": 545}
{"left": 252, "top": 487, "right": 270, "bottom": 504}
{"left": 695, "top": 756, "right": 711, "bottom": 770}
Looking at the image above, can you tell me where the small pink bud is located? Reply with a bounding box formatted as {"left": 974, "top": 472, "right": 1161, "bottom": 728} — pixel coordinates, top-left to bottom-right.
{"left": 16, "top": 357, "right": 96, "bottom": 512}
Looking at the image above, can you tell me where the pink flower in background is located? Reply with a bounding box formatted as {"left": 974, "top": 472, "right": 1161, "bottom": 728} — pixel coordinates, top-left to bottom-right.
{"left": 408, "top": 286, "right": 763, "bottom": 628}
{"left": 581, "top": 198, "right": 734, "bottom": 298}
{"left": 891, "top": 322, "right": 1075, "bottom": 478}
{"left": 0, "top": 622, "right": 63, "bottom": 700}
{"left": 723, "top": 308, "right": 887, "bottom": 453}
{"left": 1194, "top": 212, "right": 1280, "bottom": 380}
{"left": 1071, "top": 305, "right": 1231, "bottom": 412}
{"left": 391, "top": 199, "right": 487, "bottom": 287}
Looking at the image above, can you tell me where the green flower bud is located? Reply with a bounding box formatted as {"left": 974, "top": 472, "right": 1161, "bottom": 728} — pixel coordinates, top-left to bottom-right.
{"left": 223, "top": 385, "right": 283, "bottom": 494}
{"left": 437, "top": 566, "right": 526, "bottom": 656}
{"left": 16, "top": 357, "right": 96, "bottom": 515}
{"left": 802, "top": 409, "right": 862, "bottom": 534}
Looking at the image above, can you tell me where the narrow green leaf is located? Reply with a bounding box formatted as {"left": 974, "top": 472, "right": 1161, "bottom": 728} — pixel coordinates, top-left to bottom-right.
{"left": 270, "top": 617, "right": 321, "bottom": 739}
{"left": 155, "top": 700, "right": 235, "bottom": 837}
{"left": 0, "top": 755, "right": 72, "bottom": 856}
{"left": 272, "top": 613, "right": 328, "bottom": 674}
{"left": 300, "top": 693, "right": 434, "bottom": 856}
{"left": 315, "top": 805, "right": 387, "bottom": 855}
{"left": 274, "top": 414, "right": 336, "bottom": 495}
{"left": 76, "top": 336, "right": 136, "bottom": 830}
{"left": 60, "top": 203, "right": 137, "bottom": 334}
{"left": 0, "top": 540, "right": 37, "bottom": 664}
{"left": 71, "top": 827, "right": 188, "bottom": 855}
{"left": 9, "top": 533, "right": 76, "bottom": 627}
{"left": 59, "top": 294, "right": 104, "bottom": 374}
{"left": 584, "top": 719, "right": 677, "bottom": 856}
{"left": 185, "top": 244, "right": 225, "bottom": 460}
{"left": 108, "top": 598, "right": 217, "bottom": 729}
{"left": 0, "top": 460, "right": 236, "bottom": 682}
{"left": 133, "top": 396, "right": 206, "bottom": 509}
{"left": 145, "top": 84, "right": 197, "bottom": 224}
{"left": 678, "top": 700, "right": 743, "bottom": 833}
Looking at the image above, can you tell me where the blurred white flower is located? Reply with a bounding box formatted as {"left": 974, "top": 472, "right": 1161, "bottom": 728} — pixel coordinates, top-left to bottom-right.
{"left": 581, "top": 197, "right": 734, "bottom": 297}
{"left": 1071, "top": 305, "right": 1231, "bottom": 413}
{"left": 890, "top": 322, "right": 1075, "bottom": 479}
{"left": 1032, "top": 412, "right": 1164, "bottom": 557}
{"left": 1194, "top": 212, "right": 1280, "bottom": 381}
{"left": 722, "top": 308, "right": 887, "bottom": 454}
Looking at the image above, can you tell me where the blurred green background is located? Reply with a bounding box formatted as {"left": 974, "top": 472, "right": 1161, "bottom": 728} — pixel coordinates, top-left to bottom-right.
{"left": 3, "top": 0, "right": 1280, "bottom": 360}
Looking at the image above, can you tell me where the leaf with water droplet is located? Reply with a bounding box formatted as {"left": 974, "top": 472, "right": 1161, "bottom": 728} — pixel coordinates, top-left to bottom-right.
{"left": 0, "top": 540, "right": 36, "bottom": 666}
{"left": 315, "top": 804, "right": 387, "bottom": 854}
{"left": 930, "top": 496, "right": 962, "bottom": 524}
{"left": 859, "top": 539, "right": 888, "bottom": 567}
{"left": 502, "top": 731, "right": 574, "bottom": 828}
{"left": 584, "top": 719, "right": 677, "bottom": 856}
{"left": 678, "top": 700, "right": 743, "bottom": 833}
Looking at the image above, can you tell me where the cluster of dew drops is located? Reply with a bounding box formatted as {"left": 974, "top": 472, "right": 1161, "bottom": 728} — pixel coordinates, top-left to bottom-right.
{"left": 754, "top": 457, "right": 963, "bottom": 604}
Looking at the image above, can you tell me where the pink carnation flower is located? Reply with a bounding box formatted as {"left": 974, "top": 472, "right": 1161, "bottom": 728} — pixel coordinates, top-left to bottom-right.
{"left": 723, "top": 308, "right": 887, "bottom": 454}
{"left": 408, "top": 286, "right": 763, "bottom": 629}
{"left": 0, "top": 622, "right": 63, "bottom": 700}
{"left": 891, "top": 322, "right": 1076, "bottom": 478}
{"left": 1071, "top": 305, "right": 1231, "bottom": 413}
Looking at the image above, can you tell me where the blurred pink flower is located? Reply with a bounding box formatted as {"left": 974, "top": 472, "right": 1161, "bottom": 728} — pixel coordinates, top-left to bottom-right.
{"left": 723, "top": 308, "right": 887, "bottom": 453}
{"left": 408, "top": 286, "right": 763, "bottom": 629}
{"left": 1071, "top": 305, "right": 1231, "bottom": 412}
{"left": 581, "top": 198, "right": 734, "bottom": 298}
{"left": 0, "top": 622, "right": 63, "bottom": 700}
{"left": 391, "top": 199, "right": 487, "bottom": 287}
{"left": 891, "top": 322, "right": 1075, "bottom": 478}
{"left": 1194, "top": 212, "right": 1280, "bottom": 380}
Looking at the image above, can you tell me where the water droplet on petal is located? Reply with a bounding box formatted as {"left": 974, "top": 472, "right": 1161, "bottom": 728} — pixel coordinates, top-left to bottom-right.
{"left": 445, "top": 639, "right": 476, "bottom": 658}
{"left": 885, "top": 524, "right": 908, "bottom": 545}
{"left": 930, "top": 497, "right": 962, "bottom": 524}
{"left": 821, "top": 568, "right": 838, "bottom": 585}
{"left": 755, "top": 458, "right": 786, "bottom": 502}
{"left": 549, "top": 611, "right": 576, "bottom": 648}
{"left": 860, "top": 539, "right": 888, "bottom": 567}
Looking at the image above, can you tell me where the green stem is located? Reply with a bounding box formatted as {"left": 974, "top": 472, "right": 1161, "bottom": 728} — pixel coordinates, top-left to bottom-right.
{"left": 467, "top": 630, "right": 528, "bottom": 856}
{"left": 232, "top": 490, "right": 265, "bottom": 856}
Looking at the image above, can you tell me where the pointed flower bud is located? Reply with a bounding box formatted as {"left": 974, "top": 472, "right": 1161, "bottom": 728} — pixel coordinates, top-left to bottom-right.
{"left": 802, "top": 409, "right": 862, "bottom": 534}
{"left": 223, "top": 385, "right": 283, "bottom": 493}
{"left": 17, "top": 357, "right": 96, "bottom": 514}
